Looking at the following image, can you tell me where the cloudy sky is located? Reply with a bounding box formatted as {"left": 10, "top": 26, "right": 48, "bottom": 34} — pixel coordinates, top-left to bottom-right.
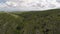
{"left": 0, "top": 0, "right": 60, "bottom": 11}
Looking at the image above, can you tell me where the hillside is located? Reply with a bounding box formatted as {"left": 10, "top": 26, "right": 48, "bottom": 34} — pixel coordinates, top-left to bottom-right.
{"left": 0, "top": 13, "right": 24, "bottom": 34}
{"left": 0, "top": 9, "right": 60, "bottom": 34}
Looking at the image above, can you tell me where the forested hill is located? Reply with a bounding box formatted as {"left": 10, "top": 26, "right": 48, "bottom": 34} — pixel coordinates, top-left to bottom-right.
{"left": 0, "top": 9, "right": 60, "bottom": 34}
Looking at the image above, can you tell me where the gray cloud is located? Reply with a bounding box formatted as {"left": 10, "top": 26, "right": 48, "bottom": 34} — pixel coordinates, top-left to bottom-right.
{"left": 0, "top": 0, "right": 60, "bottom": 11}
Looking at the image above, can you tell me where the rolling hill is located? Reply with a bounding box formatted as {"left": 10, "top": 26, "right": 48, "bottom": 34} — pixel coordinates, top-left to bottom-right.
{"left": 0, "top": 9, "right": 60, "bottom": 34}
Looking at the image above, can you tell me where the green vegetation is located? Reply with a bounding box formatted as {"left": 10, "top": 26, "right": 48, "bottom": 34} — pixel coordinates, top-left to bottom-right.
{"left": 0, "top": 9, "right": 60, "bottom": 34}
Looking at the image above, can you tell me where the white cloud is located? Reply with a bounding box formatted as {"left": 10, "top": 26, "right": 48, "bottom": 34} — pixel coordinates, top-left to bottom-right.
{"left": 0, "top": 3, "right": 7, "bottom": 8}
{"left": 0, "top": 0, "right": 60, "bottom": 11}
{"left": 5, "top": 1, "right": 18, "bottom": 7}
